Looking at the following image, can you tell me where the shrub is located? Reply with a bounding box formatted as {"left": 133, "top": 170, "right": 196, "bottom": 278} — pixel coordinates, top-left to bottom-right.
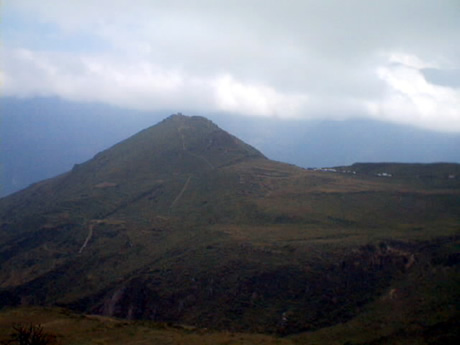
{"left": 0, "top": 324, "right": 58, "bottom": 345}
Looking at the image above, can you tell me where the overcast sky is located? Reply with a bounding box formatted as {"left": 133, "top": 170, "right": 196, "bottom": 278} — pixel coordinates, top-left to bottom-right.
{"left": 2, "top": 0, "right": 460, "bottom": 132}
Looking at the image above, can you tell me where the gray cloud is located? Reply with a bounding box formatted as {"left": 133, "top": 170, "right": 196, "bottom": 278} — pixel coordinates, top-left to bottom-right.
{"left": 422, "top": 68, "right": 460, "bottom": 88}
{"left": 3, "top": 0, "right": 460, "bottom": 131}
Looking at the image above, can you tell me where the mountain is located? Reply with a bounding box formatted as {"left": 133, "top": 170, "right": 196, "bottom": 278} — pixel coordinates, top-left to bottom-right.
{"left": 0, "top": 97, "right": 166, "bottom": 197}
{"left": 0, "top": 114, "right": 459, "bottom": 340}
{"left": 3, "top": 96, "right": 460, "bottom": 198}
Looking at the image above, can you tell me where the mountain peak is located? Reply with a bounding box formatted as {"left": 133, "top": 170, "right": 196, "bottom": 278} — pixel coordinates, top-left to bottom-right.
{"left": 119, "top": 114, "right": 265, "bottom": 170}
{"left": 56, "top": 114, "right": 267, "bottom": 198}
{"left": 165, "top": 112, "right": 194, "bottom": 122}
{"left": 165, "top": 112, "right": 212, "bottom": 122}
{"left": 161, "top": 113, "right": 220, "bottom": 131}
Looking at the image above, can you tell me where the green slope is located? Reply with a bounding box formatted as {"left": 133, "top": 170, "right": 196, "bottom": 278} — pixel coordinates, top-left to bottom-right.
{"left": 0, "top": 115, "right": 459, "bottom": 337}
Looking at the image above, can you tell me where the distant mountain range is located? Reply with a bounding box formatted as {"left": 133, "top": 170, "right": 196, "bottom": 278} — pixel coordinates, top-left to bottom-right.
{"left": 0, "top": 114, "right": 458, "bottom": 341}
{"left": 2, "top": 96, "right": 460, "bottom": 197}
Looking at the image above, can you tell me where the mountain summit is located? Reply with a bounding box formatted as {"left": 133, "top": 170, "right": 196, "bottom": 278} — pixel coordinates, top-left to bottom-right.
{"left": 0, "top": 115, "right": 459, "bottom": 337}
{"left": 71, "top": 113, "right": 265, "bottom": 187}
{"left": 0, "top": 114, "right": 267, "bottom": 230}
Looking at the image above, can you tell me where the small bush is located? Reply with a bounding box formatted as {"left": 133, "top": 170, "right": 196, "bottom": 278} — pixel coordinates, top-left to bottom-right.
{"left": 0, "top": 324, "right": 58, "bottom": 345}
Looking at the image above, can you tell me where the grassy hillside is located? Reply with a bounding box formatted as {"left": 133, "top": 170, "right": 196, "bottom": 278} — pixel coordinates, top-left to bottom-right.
{"left": 0, "top": 307, "right": 293, "bottom": 345}
{"left": 0, "top": 115, "right": 458, "bottom": 339}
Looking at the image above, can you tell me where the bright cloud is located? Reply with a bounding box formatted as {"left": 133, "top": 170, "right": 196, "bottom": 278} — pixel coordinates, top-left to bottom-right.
{"left": 373, "top": 53, "right": 460, "bottom": 132}
{"left": 214, "top": 75, "right": 309, "bottom": 118}
{"left": 2, "top": 0, "right": 460, "bottom": 132}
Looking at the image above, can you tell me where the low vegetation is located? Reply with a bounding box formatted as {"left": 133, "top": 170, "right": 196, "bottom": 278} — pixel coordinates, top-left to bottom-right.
{"left": 0, "top": 115, "right": 458, "bottom": 343}
{"left": 0, "top": 323, "right": 58, "bottom": 345}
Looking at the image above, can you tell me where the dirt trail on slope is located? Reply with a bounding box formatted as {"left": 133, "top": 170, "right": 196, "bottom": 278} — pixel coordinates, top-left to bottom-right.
{"left": 178, "top": 127, "right": 187, "bottom": 150}
{"left": 178, "top": 126, "right": 214, "bottom": 169}
{"left": 170, "top": 176, "right": 192, "bottom": 208}
{"left": 78, "top": 223, "right": 95, "bottom": 254}
{"left": 187, "top": 151, "right": 214, "bottom": 169}
{"left": 169, "top": 126, "right": 215, "bottom": 210}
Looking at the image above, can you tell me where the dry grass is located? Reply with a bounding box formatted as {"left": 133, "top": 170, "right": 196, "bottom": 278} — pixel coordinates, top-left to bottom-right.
{"left": 0, "top": 307, "right": 293, "bottom": 345}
